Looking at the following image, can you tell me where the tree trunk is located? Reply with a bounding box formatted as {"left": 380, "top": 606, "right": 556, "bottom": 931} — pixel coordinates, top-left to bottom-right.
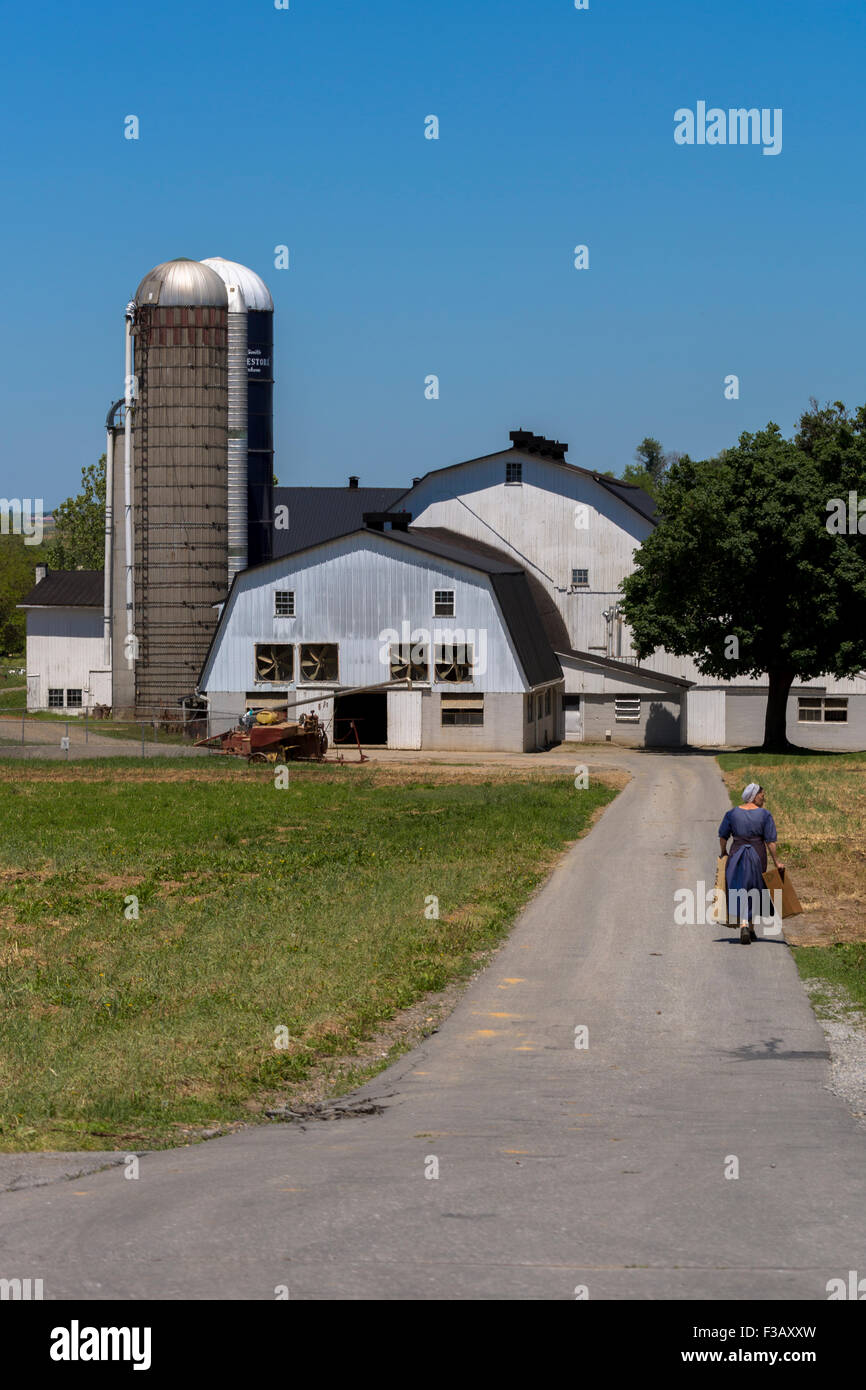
{"left": 762, "top": 668, "right": 795, "bottom": 751}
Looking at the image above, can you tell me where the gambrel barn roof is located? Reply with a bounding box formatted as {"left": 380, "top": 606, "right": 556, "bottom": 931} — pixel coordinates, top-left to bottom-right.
{"left": 201, "top": 524, "right": 563, "bottom": 691}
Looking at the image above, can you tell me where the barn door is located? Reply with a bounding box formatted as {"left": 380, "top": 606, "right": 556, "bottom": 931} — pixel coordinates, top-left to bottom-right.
{"left": 387, "top": 690, "right": 422, "bottom": 748}
{"left": 563, "top": 694, "right": 583, "bottom": 741}
{"left": 687, "top": 690, "right": 726, "bottom": 746}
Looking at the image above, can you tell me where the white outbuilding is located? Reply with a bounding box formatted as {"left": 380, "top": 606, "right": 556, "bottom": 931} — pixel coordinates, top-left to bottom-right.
{"left": 18, "top": 568, "right": 110, "bottom": 712}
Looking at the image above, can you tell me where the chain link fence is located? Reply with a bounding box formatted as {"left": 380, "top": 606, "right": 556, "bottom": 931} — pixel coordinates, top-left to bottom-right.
{"left": 0, "top": 706, "right": 213, "bottom": 760}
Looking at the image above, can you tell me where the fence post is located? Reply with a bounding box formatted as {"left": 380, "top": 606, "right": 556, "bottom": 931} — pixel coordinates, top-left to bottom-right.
{"left": 65, "top": 720, "right": 69, "bottom": 761}
{"left": 85, "top": 708, "right": 88, "bottom": 744}
{"left": 141, "top": 723, "right": 145, "bottom": 760}
{"left": 21, "top": 709, "right": 25, "bottom": 744}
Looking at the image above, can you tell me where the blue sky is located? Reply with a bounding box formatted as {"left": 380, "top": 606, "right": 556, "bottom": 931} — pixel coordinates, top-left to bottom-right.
{"left": 2, "top": 0, "right": 864, "bottom": 505}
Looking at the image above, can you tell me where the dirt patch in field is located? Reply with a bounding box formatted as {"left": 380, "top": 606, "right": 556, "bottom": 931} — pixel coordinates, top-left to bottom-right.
{"left": 783, "top": 888, "right": 866, "bottom": 947}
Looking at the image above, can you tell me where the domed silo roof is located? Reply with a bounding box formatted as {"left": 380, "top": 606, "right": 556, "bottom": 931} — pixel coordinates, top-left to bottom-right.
{"left": 134, "top": 258, "right": 228, "bottom": 308}
{"left": 200, "top": 257, "right": 274, "bottom": 312}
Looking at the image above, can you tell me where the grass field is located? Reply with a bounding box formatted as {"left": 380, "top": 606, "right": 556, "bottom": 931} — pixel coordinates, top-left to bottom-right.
{"left": 716, "top": 749, "right": 866, "bottom": 1006}
{"left": 0, "top": 759, "right": 617, "bottom": 1151}
{"left": 0, "top": 661, "right": 26, "bottom": 710}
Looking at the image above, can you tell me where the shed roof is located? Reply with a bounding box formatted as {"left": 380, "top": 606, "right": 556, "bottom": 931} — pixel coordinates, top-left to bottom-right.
{"left": 18, "top": 571, "right": 104, "bottom": 608}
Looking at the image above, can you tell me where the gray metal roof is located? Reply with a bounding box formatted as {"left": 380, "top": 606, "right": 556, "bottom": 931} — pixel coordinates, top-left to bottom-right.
{"left": 556, "top": 647, "right": 693, "bottom": 689}
{"left": 200, "top": 258, "right": 273, "bottom": 312}
{"left": 18, "top": 570, "right": 104, "bottom": 608}
{"left": 271, "top": 487, "right": 405, "bottom": 556}
{"left": 134, "top": 258, "right": 228, "bottom": 308}
{"left": 594, "top": 475, "right": 657, "bottom": 521}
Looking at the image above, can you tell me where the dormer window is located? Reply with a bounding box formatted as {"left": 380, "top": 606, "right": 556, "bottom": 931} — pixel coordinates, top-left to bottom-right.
{"left": 506, "top": 460, "right": 523, "bottom": 484}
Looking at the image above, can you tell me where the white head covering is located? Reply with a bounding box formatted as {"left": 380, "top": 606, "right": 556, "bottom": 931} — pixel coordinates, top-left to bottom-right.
{"left": 742, "top": 783, "right": 761, "bottom": 803}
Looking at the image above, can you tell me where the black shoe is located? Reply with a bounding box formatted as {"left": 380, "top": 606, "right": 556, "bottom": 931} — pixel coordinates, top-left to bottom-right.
{"left": 740, "top": 925, "right": 751, "bottom": 944}
{"left": 749, "top": 927, "right": 758, "bottom": 941}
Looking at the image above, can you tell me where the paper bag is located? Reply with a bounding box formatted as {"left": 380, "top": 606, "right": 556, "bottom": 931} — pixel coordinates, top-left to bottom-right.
{"left": 708, "top": 855, "right": 730, "bottom": 925}
{"left": 762, "top": 865, "right": 803, "bottom": 919}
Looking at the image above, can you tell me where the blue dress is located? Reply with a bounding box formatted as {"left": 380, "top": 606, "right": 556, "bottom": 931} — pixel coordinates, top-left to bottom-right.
{"left": 718, "top": 806, "right": 778, "bottom": 922}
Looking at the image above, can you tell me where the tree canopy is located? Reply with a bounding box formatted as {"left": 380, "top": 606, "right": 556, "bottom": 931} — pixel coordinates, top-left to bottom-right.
{"left": 0, "top": 534, "right": 48, "bottom": 654}
{"left": 610, "top": 438, "right": 680, "bottom": 501}
{"left": 619, "top": 405, "right": 866, "bottom": 749}
{"left": 47, "top": 455, "right": 106, "bottom": 571}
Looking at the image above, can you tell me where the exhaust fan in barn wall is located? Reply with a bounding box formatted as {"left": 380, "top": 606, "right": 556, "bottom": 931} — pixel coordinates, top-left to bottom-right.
{"left": 434, "top": 646, "right": 474, "bottom": 683}
{"left": 300, "top": 644, "right": 339, "bottom": 682}
{"left": 255, "top": 644, "right": 293, "bottom": 683}
{"left": 390, "top": 645, "right": 429, "bottom": 682}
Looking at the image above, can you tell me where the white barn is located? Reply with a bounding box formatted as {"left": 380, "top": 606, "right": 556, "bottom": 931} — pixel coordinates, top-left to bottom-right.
{"left": 19, "top": 569, "right": 110, "bottom": 713}
{"left": 390, "top": 431, "right": 866, "bottom": 750}
{"left": 198, "top": 523, "right": 564, "bottom": 751}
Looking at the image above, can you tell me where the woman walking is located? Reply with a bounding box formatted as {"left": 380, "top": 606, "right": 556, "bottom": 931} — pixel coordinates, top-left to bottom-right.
{"left": 718, "top": 783, "right": 784, "bottom": 945}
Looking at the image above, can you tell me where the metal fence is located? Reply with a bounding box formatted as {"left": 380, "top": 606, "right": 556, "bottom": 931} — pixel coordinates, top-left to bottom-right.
{"left": 0, "top": 707, "right": 211, "bottom": 760}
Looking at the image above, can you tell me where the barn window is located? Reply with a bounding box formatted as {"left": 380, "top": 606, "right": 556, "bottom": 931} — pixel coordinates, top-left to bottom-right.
{"left": 389, "top": 644, "right": 429, "bottom": 682}
{"left": 434, "top": 644, "right": 473, "bottom": 682}
{"left": 545, "top": 687, "right": 551, "bottom": 716}
{"left": 274, "top": 590, "right": 295, "bottom": 617}
{"left": 255, "top": 644, "right": 294, "bottom": 683}
{"left": 615, "top": 698, "right": 641, "bottom": 722}
{"left": 48, "top": 688, "right": 64, "bottom": 708}
{"left": 433, "top": 590, "right": 455, "bottom": 618}
{"left": 299, "top": 644, "right": 339, "bottom": 683}
{"left": 571, "top": 568, "right": 589, "bottom": 587}
{"left": 506, "top": 460, "right": 523, "bottom": 484}
{"left": 66, "top": 689, "right": 83, "bottom": 708}
{"left": 441, "top": 694, "right": 484, "bottom": 726}
{"left": 798, "top": 696, "right": 848, "bottom": 724}
{"left": 527, "top": 694, "right": 534, "bottom": 723}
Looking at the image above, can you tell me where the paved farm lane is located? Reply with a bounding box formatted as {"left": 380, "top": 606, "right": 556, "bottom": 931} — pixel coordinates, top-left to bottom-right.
{"left": 2, "top": 750, "right": 864, "bottom": 1300}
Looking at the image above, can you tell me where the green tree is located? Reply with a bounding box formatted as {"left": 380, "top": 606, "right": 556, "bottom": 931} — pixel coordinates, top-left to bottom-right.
{"left": 619, "top": 462, "right": 658, "bottom": 497}
{"left": 634, "top": 436, "right": 669, "bottom": 484}
{"left": 613, "top": 439, "right": 680, "bottom": 501}
{"left": 47, "top": 455, "right": 106, "bottom": 571}
{"left": 619, "top": 415, "right": 866, "bottom": 749}
{"left": 0, "top": 534, "right": 49, "bottom": 654}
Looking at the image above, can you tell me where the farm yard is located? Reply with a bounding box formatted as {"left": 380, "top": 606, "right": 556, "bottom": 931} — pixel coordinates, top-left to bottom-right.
{"left": 0, "top": 758, "right": 618, "bottom": 1151}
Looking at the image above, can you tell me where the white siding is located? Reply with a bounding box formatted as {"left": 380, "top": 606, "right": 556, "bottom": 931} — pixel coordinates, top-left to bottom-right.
{"left": 200, "top": 531, "right": 527, "bottom": 698}
{"left": 25, "top": 609, "right": 105, "bottom": 711}
{"left": 403, "top": 451, "right": 651, "bottom": 659}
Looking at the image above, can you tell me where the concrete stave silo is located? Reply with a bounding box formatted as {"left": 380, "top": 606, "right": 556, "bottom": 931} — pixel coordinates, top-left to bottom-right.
{"left": 112, "top": 258, "right": 229, "bottom": 714}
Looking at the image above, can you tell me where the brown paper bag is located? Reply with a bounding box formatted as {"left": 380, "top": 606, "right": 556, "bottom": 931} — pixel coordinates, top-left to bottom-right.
{"left": 762, "top": 864, "right": 803, "bottom": 918}
{"left": 708, "top": 855, "right": 730, "bottom": 925}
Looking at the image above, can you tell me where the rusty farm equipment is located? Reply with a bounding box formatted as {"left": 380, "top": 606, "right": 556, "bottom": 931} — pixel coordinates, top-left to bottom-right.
{"left": 195, "top": 709, "right": 367, "bottom": 765}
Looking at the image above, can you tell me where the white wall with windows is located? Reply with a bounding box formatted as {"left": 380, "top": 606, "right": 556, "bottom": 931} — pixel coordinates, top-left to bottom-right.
{"left": 201, "top": 531, "right": 529, "bottom": 700}
{"left": 25, "top": 608, "right": 108, "bottom": 713}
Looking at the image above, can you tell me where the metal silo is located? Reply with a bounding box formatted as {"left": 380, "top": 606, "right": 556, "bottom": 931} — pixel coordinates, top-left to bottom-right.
{"left": 201, "top": 258, "right": 274, "bottom": 570}
{"left": 116, "top": 258, "right": 229, "bottom": 714}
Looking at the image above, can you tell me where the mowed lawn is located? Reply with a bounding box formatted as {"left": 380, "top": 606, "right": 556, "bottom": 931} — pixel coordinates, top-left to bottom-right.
{"left": 0, "top": 761, "right": 617, "bottom": 1151}
{"left": 717, "top": 749, "right": 866, "bottom": 1005}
